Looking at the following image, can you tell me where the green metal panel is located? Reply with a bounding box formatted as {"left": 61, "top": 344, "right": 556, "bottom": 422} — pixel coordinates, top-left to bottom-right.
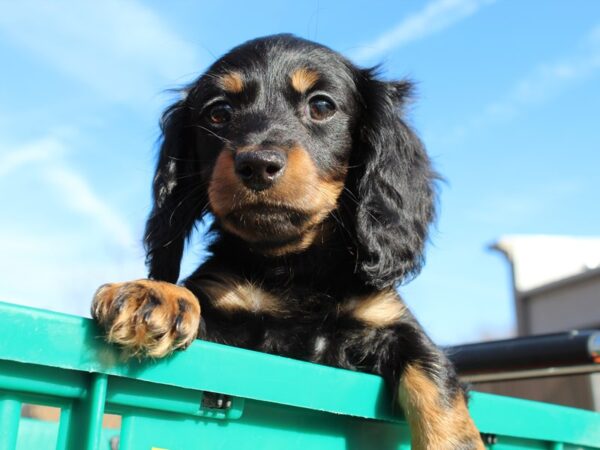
{"left": 0, "top": 301, "right": 394, "bottom": 421}
{"left": 107, "top": 376, "right": 245, "bottom": 420}
{"left": 18, "top": 418, "right": 119, "bottom": 450}
{"left": 470, "top": 391, "right": 600, "bottom": 448}
{"left": 0, "top": 395, "right": 21, "bottom": 450}
{"left": 60, "top": 373, "right": 107, "bottom": 450}
{"left": 0, "top": 359, "right": 86, "bottom": 400}
{"left": 56, "top": 407, "right": 73, "bottom": 450}
{"left": 118, "top": 400, "right": 412, "bottom": 450}
{"left": 0, "top": 300, "right": 599, "bottom": 450}
{"left": 17, "top": 418, "right": 58, "bottom": 450}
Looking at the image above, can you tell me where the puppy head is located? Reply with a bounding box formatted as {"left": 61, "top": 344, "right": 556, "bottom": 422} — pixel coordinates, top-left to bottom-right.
{"left": 202, "top": 37, "right": 359, "bottom": 255}
{"left": 145, "top": 34, "right": 436, "bottom": 288}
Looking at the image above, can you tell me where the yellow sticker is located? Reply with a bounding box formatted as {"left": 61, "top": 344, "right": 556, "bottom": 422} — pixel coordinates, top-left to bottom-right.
{"left": 151, "top": 448, "right": 168, "bottom": 450}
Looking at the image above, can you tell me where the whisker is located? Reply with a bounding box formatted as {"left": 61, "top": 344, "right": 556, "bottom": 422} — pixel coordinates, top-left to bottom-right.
{"left": 159, "top": 198, "right": 209, "bottom": 250}
{"left": 185, "top": 124, "right": 233, "bottom": 145}
{"left": 167, "top": 184, "right": 205, "bottom": 228}
{"left": 172, "top": 171, "right": 207, "bottom": 182}
{"left": 165, "top": 155, "right": 199, "bottom": 163}
{"left": 342, "top": 187, "right": 360, "bottom": 204}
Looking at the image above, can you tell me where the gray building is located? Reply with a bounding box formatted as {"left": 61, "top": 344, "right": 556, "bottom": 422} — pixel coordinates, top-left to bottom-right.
{"left": 470, "top": 235, "right": 600, "bottom": 410}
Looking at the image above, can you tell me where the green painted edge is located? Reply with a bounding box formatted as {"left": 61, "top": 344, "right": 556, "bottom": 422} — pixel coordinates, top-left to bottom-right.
{"left": 1, "top": 300, "right": 600, "bottom": 447}
{"left": 0, "top": 301, "right": 395, "bottom": 421}
{"left": 470, "top": 391, "right": 600, "bottom": 447}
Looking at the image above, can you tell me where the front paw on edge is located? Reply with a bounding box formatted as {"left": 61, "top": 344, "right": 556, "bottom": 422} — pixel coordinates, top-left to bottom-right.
{"left": 91, "top": 279, "right": 200, "bottom": 358}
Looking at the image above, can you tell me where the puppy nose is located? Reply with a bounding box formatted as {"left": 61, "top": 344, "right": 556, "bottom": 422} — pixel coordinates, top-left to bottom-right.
{"left": 234, "top": 150, "right": 287, "bottom": 191}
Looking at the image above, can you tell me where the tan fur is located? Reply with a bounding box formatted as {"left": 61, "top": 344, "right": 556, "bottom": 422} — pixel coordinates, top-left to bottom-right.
{"left": 218, "top": 71, "right": 244, "bottom": 93}
{"left": 197, "top": 276, "right": 284, "bottom": 315}
{"left": 91, "top": 280, "right": 200, "bottom": 358}
{"left": 343, "top": 290, "right": 406, "bottom": 327}
{"left": 261, "top": 228, "right": 320, "bottom": 257}
{"left": 399, "top": 364, "right": 484, "bottom": 450}
{"left": 277, "top": 147, "right": 345, "bottom": 215}
{"left": 208, "top": 146, "right": 346, "bottom": 254}
{"left": 208, "top": 150, "right": 239, "bottom": 218}
{"left": 290, "top": 68, "right": 320, "bottom": 93}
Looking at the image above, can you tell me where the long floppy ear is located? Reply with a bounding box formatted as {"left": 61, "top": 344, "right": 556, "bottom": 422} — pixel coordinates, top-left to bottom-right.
{"left": 353, "top": 70, "right": 437, "bottom": 289}
{"left": 144, "top": 96, "right": 207, "bottom": 283}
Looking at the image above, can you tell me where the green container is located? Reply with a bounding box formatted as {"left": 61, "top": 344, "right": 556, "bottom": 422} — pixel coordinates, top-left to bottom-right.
{"left": 0, "top": 300, "right": 599, "bottom": 450}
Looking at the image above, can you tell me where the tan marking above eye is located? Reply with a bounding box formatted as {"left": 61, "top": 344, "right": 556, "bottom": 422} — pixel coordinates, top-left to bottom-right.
{"left": 290, "top": 68, "right": 320, "bottom": 93}
{"left": 218, "top": 71, "right": 244, "bottom": 93}
{"left": 342, "top": 290, "right": 405, "bottom": 327}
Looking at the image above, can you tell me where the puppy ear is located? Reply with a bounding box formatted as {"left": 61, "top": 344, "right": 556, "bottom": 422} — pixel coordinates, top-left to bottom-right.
{"left": 353, "top": 70, "right": 437, "bottom": 289}
{"left": 144, "top": 97, "right": 207, "bottom": 283}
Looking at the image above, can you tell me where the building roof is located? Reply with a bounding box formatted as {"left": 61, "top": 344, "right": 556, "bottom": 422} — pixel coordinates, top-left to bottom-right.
{"left": 491, "top": 235, "right": 600, "bottom": 293}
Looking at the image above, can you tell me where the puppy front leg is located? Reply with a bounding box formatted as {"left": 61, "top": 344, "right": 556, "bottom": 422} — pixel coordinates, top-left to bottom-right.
{"left": 342, "top": 292, "right": 483, "bottom": 450}
{"left": 391, "top": 318, "right": 484, "bottom": 450}
{"left": 398, "top": 361, "right": 483, "bottom": 450}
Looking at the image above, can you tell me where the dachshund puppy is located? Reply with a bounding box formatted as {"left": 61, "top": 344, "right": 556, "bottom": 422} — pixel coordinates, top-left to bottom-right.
{"left": 92, "top": 34, "right": 483, "bottom": 449}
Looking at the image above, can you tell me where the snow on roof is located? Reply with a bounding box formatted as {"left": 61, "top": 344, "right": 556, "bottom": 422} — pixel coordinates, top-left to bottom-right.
{"left": 491, "top": 235, "right": 600, "bottom": 293}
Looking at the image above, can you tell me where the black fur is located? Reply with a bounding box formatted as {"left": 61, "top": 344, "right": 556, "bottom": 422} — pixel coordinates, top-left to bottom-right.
{"left": 145, "top": 99, "right": 205, "bottom": 282}
{"left": 146, "top": 35, "right": 436, "bottom": 289}
{"left": 353, "top": 72, "right": 436, "bottom": 288}
{"left": 143, "top": 35, "right": 474, "bottom": 436}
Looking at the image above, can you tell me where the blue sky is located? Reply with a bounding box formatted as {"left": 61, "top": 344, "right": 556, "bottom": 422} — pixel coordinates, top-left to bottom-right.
{"left": 1, "top": 0, "right": 599, "bottom": 345}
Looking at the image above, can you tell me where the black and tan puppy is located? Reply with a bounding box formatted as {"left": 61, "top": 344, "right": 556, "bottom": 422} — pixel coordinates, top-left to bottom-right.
{"left": 92, "top": 34, "right": 483, "bottom": 449}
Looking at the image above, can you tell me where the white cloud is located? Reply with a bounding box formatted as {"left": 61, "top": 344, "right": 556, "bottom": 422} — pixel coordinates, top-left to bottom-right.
{"left": 350, "top": 0, "right": 496, "bottom": 62}
{"left": 43, "top": 165, "right": 137, "bottom": 250}
{"left": 0, "top": 231, "right": 144, "bottom": 316}
{"left": 489, "top": 53, "right": 600, "bottom": 118}
{"left": 0, "top": 134, "right": 144, "bottom": 315}
{"left": 0, "top": 134, "right": 136, "bottom": 251}
{"left": 447, "top": 24, "right": 600, "bottom": 141}
{"left": 467, "top": 180, "right": 585, "bottom": 226}
{"left": 0, "top": 136, "right": 66, "bottom": 176}
{"left": 0, "top": 0, "right": 202, "bottom": 104}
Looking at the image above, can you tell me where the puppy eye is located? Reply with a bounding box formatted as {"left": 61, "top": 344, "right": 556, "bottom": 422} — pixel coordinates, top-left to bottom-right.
{"left": 206, "top": 102, "right": 233, "bottom": 125}
{"left": 307, "top": 95, "right": 336, "bottom": 121}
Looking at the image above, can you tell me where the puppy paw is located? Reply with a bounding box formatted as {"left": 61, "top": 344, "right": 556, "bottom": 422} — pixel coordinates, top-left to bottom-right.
{"left": 91, "top": 279, "right": 200, "bottom": 358}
